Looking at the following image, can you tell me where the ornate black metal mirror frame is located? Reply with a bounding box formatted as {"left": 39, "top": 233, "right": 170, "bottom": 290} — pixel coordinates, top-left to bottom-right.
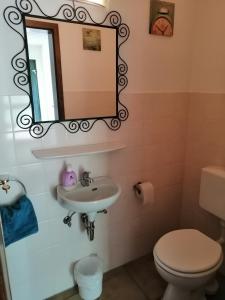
{"left": 3, "top": 0, "right": 129, "bottom": 138}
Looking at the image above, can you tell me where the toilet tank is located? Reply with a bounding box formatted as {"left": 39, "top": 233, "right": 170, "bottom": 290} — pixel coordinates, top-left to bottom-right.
{"left": 199, "top": 166, "right": 225, "bottom": 221}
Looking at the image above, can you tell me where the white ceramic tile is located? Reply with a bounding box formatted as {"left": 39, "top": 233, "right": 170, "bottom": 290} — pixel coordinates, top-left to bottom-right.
{"left": 108, "top": 189, "right": 129, "bottom": 223}
{"left": 12, "top": 163, "right": 47, "bottom": 195}
{"left": 0, "top": 96, "right": 12, "bottom": 132}
{"left": 6, "top": 242, "right": 31, "bottom": 286}
{"left": 66, "top": 130, "right": 93, "bottom": 147}
{"left": 29, "top": 245, "right": 72, "bottom": 298}
{"left": 24, "top": 220, "right": 59, "bottom": 253}
{"left": 10, "top": 283, "right": 36, "bottom": 300}
{"left": 9, "top": 245, "right": 73, "bottom": 300}
{"left": 7, "top": 241, "right": 75, "bottom": 300}
{"left": 41, "top": 124, "right": 69, "bottom": 148}
{"left": 41, "top": 245, "right": 74, "bottom": 296}
{"left": 109, "top": 146, "right": 143, "bottom": 177}
{"left": 14, "top": 131, "right": 42, "bottom": 165}
{"left": 50, "top": 154, "right": 110, "bottom": 180}
{"left": 42, "top": 159, "right": 64, "bottom": 194}
{"left": 127, "top": 235, "right": 155, "bottom": 259}
{"left": 77, "top": 122, "right": 111, "bottom": 145}
{"left": 43, "top": 192, "right": 68, "bottom": 219}
{"left": 0, "top": 166, "right": 15, "bottom": 181}
{"left": 79, "top": 154, "right": 110, "bottom": 177}
{"left": 30, "top": 193, "right": 55, "bottom": 223}
{"left": 108, "top": 239, "right": 136, "bottom": 270}
{"left": 122, "top": 93, "right": 144, "bottom": 122}
{"left": 10, "top": 95, "right": 32, "bottom": 132}
{"left": 0, "top": 132, "right": 16, "bottom": 167}
{"left": 0, "top": 0, "right": 196, "bottom": 297}
{"left": 2, "top": 89, "right": 189, "bottom": 300}
{"left": 46, "top": 217, "right": 76, "bottom": 245}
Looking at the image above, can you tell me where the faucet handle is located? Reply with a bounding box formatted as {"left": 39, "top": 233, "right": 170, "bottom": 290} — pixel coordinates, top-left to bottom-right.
{"left": 82, "top": 171, "right": 91, "bottom": 178}
{"left": 80, "top": 171, "right": 93, "bottom": 186}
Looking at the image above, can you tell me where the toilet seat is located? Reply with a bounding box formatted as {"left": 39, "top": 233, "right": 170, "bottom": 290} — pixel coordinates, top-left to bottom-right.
{"left": 154, "top": 253, "right": 223, "bottom": 279}
{"left": 153, "top": 229, "right": 223, "bottom": 277}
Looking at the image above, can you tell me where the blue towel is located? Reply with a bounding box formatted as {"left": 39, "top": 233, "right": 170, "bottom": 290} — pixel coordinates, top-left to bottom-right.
{"left": 0, "top": 195, "right": 38, "bottom": 247}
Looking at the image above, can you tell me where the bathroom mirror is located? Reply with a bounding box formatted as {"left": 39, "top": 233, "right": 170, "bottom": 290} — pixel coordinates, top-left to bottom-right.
{"left": 25, "top": 16, "right": 117, "bottom": 122}
{"left": 4, "top": 1, "right": 129, "bottom": 138}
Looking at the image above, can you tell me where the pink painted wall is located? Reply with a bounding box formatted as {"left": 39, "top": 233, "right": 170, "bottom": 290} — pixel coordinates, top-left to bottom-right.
{"left": 59, "top": 22, "right": 116, "bottom": 118}
{"left": 181, "top": 1, "right": 225, "bottom": 245}
{"left": 64, "top": 91, "right": 116, "bottom": 119}
{"left": 189, "top": 0, "right": 225, "bottom": 93}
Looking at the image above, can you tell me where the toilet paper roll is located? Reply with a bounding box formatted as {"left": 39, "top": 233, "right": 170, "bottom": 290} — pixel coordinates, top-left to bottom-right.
{"left": 135, "top": 182, "right": 154, "bottom": 205}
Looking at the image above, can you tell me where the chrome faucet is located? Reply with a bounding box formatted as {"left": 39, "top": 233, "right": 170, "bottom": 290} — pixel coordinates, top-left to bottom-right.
{"left": 80, "top": 171, "right": 93, "bottom": 187}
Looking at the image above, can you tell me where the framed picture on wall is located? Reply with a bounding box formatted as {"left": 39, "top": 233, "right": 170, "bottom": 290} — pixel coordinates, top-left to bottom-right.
{"left": 82, "top": 28, "right": 101, "bottom": 51}
{"left": 149, "top": 0, "right": 175, "bottom": 37}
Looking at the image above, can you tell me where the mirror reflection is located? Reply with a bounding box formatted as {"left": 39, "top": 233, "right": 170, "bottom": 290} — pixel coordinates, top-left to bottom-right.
{"left": 25, "top": 17, "right": 117, "bottom": 122}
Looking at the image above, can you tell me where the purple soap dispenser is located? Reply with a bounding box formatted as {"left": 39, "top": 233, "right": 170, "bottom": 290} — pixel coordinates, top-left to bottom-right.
{"left": 61, "top": 164, "right": 77, "bottom": 190}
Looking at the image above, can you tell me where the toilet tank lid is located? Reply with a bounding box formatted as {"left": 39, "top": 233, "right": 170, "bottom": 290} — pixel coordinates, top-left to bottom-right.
{"left": 202, "top": 166, "right": 225, "bottom": 178}
{"left": 153, "top": 229, "right": 222, "bottom": 274}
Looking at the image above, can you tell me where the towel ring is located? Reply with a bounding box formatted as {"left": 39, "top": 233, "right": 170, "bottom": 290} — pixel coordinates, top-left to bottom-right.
{"left": 0, "top": 175, "right": 27, "bottom": 194}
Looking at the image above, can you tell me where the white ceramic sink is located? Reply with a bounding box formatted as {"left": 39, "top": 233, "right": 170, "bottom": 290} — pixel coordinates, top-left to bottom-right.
{"left": 57, "top": 177, "right": 121, "bottom": 216}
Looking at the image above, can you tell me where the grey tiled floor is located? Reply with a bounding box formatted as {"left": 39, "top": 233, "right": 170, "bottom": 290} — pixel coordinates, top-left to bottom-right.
{"left": 207, "top": 276, "right": 225, "bottom": 300}
{"left": 65, "top": 255, "right": 166, "bottom": 300}
{"left": 50, "top": 254, "right": 225, "bottom": 300}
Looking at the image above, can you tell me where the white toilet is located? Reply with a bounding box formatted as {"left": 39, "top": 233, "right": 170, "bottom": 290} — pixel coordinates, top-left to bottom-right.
{"left": 153, "top": 166, "right": 225, "bottom": 300}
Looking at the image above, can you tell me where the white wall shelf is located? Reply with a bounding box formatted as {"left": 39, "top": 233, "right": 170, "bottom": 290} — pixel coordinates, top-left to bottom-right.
{"left": 32, "top": 142, "right": 126, "bottom": 159}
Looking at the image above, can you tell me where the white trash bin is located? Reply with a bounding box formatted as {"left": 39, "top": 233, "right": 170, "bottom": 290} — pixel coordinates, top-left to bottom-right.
{"left": 74, "top": 255, "right": 103, "bottom": 300}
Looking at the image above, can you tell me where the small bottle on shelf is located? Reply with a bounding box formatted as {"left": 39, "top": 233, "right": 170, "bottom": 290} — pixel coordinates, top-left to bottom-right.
{"left": 61, "top": 164, "right": 77, "bottom": 191}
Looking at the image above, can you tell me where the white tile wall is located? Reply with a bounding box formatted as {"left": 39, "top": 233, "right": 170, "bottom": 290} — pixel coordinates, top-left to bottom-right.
{"left": 0, "top": 133, "right": 16, "bottom": 168}
{"left": 0, "top": 0, "right": 190, "bottom": 298}
{"left": 0, "top": 92, "right": 188, "bottom": 299}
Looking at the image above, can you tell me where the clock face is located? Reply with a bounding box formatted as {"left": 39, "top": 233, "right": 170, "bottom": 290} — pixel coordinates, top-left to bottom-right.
{"left": 151, "top": 17, "right": 173, "bottom": 37}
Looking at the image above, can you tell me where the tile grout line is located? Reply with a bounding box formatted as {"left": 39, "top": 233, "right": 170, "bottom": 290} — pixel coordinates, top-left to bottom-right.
{"left": 123, "top": 266, "right": 150, "bottom": 300}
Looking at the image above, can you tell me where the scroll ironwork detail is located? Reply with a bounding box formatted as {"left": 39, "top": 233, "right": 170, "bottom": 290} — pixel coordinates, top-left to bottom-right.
{"left": 4, "top": 0, "right": 130, "bottom": 138}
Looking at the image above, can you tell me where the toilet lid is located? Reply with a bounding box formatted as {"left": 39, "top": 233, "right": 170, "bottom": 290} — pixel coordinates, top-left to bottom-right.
{"left": 154, "top": 229, "right": 222, "bottom": 273}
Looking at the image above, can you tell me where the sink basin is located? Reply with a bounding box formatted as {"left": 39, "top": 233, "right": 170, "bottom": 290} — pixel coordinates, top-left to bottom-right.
{"left": 57, "top": 176, "right": 121, "bottom": 216}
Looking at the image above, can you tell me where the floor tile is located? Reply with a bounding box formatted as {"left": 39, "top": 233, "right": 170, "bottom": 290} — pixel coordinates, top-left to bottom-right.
{"left": 125, "top": 255, "right": 166, "bottom": 300}
{"left": 207, "top": 275, "right": 225, "bottom": 300}
{"left": 66, "top": 295, "right": 81, "bottom": 300}
{"left": 100, "top": 267, "right": 147, "bottom": 300}
{"left": 47, "top": 288, "right": 76, "bottom": 300}
{"left": 49, "top": 255, "right": 225, "bottom": 300}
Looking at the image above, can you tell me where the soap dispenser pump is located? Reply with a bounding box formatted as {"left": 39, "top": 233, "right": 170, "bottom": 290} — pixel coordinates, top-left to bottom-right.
{"left": 61, "top": 164, "right": 77, "bottom": 190}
